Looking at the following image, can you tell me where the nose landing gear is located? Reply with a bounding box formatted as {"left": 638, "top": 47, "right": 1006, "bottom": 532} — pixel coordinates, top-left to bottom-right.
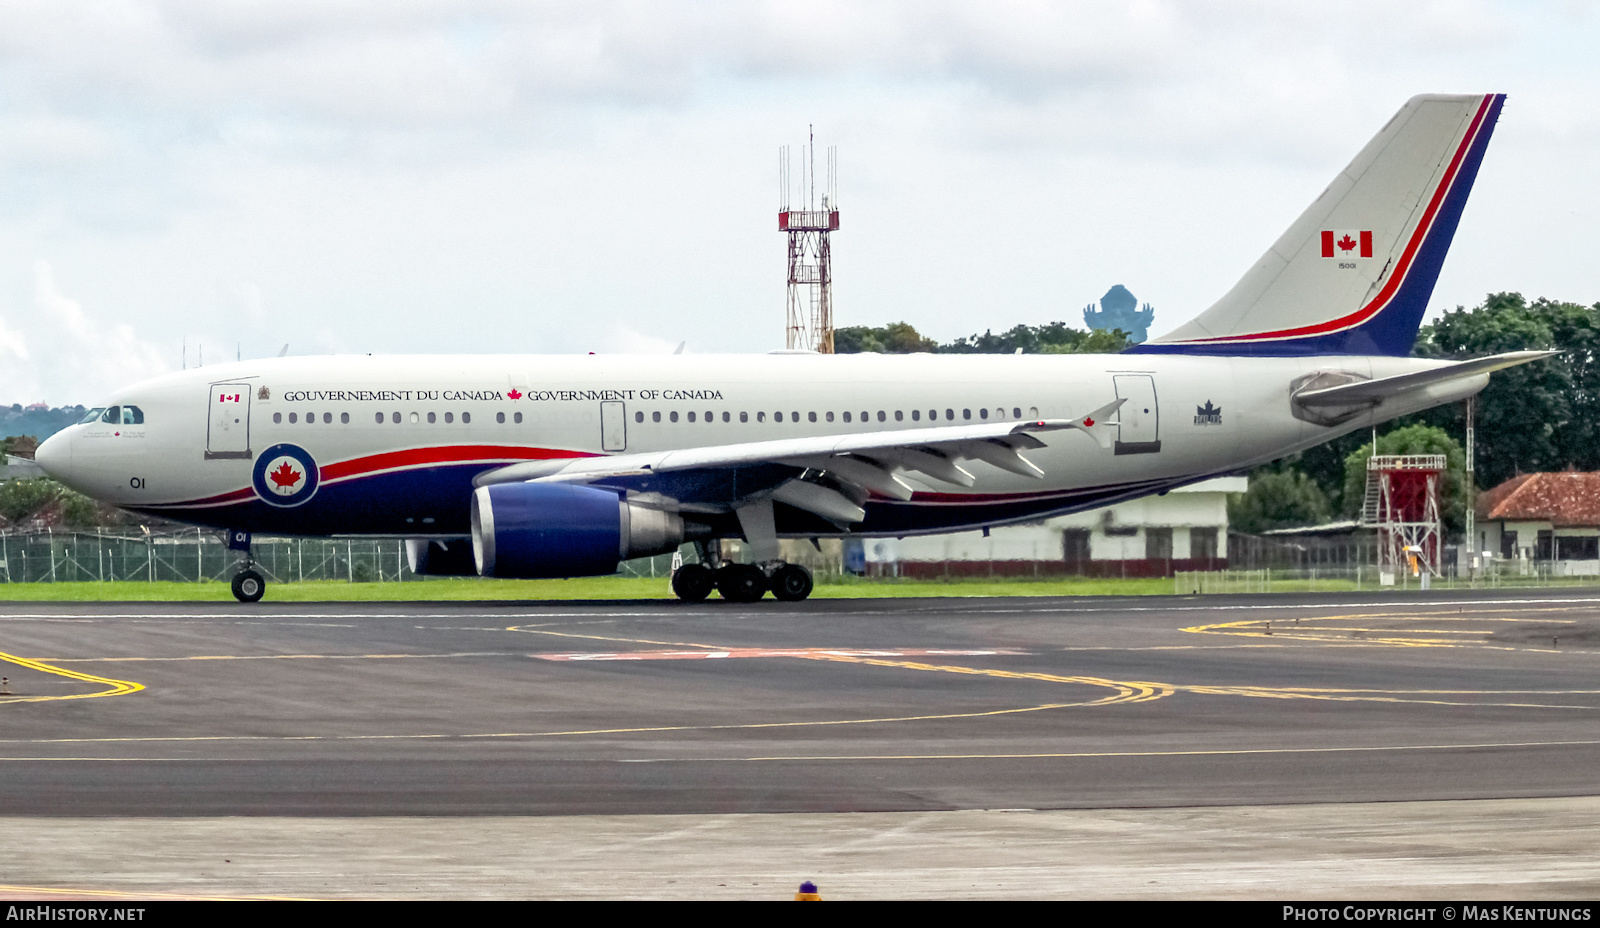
{"left": 231, "top": 568, "right": 266, "bottom": 603}
{"left": 225, "top": 529, "right": 266, "bottom": 603}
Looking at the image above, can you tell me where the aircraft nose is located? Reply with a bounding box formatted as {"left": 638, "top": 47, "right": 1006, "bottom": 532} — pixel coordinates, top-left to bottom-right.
{"left": 34, "top": 430, "right": 72, "bottom": 479}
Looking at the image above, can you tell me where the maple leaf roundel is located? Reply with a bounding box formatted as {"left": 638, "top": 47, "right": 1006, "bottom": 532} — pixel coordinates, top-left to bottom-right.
{"left": 252, "top": 443, "right": 321, "bottom": 508}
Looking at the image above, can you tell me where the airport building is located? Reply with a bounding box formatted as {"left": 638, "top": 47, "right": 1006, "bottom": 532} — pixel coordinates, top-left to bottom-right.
{"left": 855, "top": 476, "right": 1244, "bottom": 578}
{"left": 1476, "top": 471, "right": 1600, "bottom": 575}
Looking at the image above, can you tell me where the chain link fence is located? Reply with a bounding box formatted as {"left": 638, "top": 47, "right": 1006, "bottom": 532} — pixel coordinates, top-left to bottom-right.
{"left": 0, "top": 529, "right": 698, "bottom": 585}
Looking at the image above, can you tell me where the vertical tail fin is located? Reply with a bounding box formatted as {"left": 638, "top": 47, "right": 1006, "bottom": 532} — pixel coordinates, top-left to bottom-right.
{"left": 1132, "top": 93, "right": 1504, "bottom": 356}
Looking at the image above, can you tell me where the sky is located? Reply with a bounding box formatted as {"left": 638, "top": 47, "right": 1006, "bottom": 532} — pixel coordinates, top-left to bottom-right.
{"left": 0, "top": 0, "right": 1597, "bottom": 404}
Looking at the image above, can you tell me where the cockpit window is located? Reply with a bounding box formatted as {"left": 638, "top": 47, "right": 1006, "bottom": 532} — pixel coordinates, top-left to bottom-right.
{"left": 100, "top": 406, "right": 121, "bottom": 424}
{"left": 122, "top": 406, "right": 144, "bottom": 424}
{"left": 79, "top": 407, "right": 106, "bottom": 424}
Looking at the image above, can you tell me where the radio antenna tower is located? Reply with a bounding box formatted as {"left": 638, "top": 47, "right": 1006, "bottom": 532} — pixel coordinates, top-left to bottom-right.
{"left": 779, "top": 126, "right": 839, "bottom": 352}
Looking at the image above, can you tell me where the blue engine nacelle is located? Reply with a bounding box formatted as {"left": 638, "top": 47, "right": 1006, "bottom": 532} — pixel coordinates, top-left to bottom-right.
{"left": 471, "top": 483, "right": 684, "bottom": 579}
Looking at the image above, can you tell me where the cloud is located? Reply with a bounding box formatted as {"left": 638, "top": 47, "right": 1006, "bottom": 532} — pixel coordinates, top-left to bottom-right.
{"left": 0, "top": 260, "right": 173, "bottom": 404}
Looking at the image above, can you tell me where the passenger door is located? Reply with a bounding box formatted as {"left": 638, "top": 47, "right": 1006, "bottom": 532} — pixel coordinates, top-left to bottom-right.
{"left": 1112, "top": 374, "right": 1161, "bottom": 455}
{"left": 206, "top": 383, "right": 252, "bottom": 460}
{"left": 600, "top": 400, "right": 627, "bottom": 452}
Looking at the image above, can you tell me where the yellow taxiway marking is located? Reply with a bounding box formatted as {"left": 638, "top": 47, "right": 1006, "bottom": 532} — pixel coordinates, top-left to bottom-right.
{"left": 1182, "top": 609, "right": 1600, "bottom": 651}
{"left": 0, "top": 650, "right": 143, "bottom": 704}
{"left": 507, "top": 622, "right": 1172, "bottom": 705}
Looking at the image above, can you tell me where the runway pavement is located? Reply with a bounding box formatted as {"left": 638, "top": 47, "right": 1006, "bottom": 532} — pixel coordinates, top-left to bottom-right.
{"left": 4, "top": 589, "right": 1600, "bottom": 897}
{"left": 5, "top": 589, "right": 1600, "bottom": 815}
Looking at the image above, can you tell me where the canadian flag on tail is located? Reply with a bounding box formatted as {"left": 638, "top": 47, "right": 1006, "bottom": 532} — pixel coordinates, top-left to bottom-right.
{"left": 1321, "top": 230, "right": 1373, "bottom": 258}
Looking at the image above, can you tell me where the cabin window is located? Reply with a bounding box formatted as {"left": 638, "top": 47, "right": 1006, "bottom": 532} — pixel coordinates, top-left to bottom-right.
{"left": 791, "top": 411, "right": 800, "bottom": 422}
{"left": 462, "top": 412, "right": 471, "bottom": 424}
{"left": 635, "top": 412, "right": 643, "bottom": 423}
{"left": 808, "top": 411, "right": 817, "bottom": 423}
{"left": 946, "top": 409, "right": 955, "bottom": 420}
{"left": 1029, "top": 406, "right": 1039, "bottom": 418}
{"left": 289, "top": 412, "right": 298, "bottom": 424}
{"left": 444, "top": 412, "right": 453, "bottom": 423}
{"left": 498, "top": 412, "right": 507, "bottom": 424}
{"left": 427, "top": 412, "right": 436, "bottom": 424}
{"left": 687, "top": 412, "right": 696, "bottom": 423}
{"left": 340, "top": 412, "right": 349, "bottom": 424}
{"left": 911, "top": 410, "right": 920, "bottom": 421}
{"left": 825, "top": 411, "right": 834, "bottom": 423}
{"left": 963, "top": 409, "right": 971, "bottom": 420}
{"left": 514, "top": 412, "right": 523, "bottom": 424}
{"left": 740, "top": 412, "right": 748, "bottom": 423}
{"left": 894, "top": 410, "right": 903, "bottom": 421}
{"left": 670, "top": 411, "right": 679, "bottom": 423}
{"left": 652, "top": 411, "right": 661, "bottom": 423}
{"left": 774, "top": 412, "right": 783, "bottom": 422}
{"left": 1013, "top": 407, "right": 1022, "bottom": 418}
{"left": 877, "top": 411, "right": 886, "bottom": 422}
{"left": 979, "top": 408, "right": 988, "bottom": 420}
{"left": 843, "top": 412, "right": 852, "bottom": 423}
{"left": 274, "top": 412, "right": 283, "bottom": 424}
{"left": 410, "top": 412, "right": 419, "bottom": 424}
{"left": 392, "top": 412, "right": 401, "bottom": 424}
{"left": 706, "top": 410, "right": 714, "bottom": 422}
{"left": 375, "top": 412, "right": 384, "bottom": 424}
{"left": 324, "top": 413, "right": 333, "bottom": 424}
{"left": 722, "top": 412, "right": 730, "bottom": 423}
{"left": 757, "top": 412, "right": 766, "bottom": 422}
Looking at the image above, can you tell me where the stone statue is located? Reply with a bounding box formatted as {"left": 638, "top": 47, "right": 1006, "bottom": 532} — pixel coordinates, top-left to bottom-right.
{"left": 1083, "top": 284, "right": 1154, "bottom": 344}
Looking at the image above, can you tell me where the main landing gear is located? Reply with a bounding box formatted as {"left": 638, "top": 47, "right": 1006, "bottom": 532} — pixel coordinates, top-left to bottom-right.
{"left": 225, "top": 529, "right": 266, "bottom": 603}
{"left": 671, "top": 540, "right": 814, "bottom": 603}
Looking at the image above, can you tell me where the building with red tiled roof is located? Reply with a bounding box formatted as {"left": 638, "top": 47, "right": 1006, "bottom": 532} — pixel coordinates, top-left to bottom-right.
{"left": 1477, "top": 472, "right": 1600, "bottom": 573}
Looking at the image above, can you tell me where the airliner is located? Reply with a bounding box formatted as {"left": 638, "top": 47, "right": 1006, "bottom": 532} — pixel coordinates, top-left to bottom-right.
{"left": 35, "top": 93, "right": 1550, "bottom": 603}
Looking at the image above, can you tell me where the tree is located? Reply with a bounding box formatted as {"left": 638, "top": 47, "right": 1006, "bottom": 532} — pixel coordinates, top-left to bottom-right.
{"left": 0, "top": 478, "right": 61, "bottom": 526}
{"left": 1340, "top": 424, "right": 1469, "bottom": 534}
{"left": 834, "top": 320, "right": 1129, "bottom": 355}
{"left": 833, "top": 322, "right": 937, "bottom": 354}
{"left": 1227, "top": 470, "right": 1332, "bottom": 534}
{"left": 1410, "top": 293, "right": 1599, "bottom": 487}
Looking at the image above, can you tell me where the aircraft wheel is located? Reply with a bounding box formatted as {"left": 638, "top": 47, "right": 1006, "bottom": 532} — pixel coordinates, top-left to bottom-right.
{"left": 671, "top": 563, "right": 715, "bottom": 602}
{"left": 231, "top": 569, "right": 266, "bottom": 603}
{"left": 770, "top": 563, "right": 814, "bottom": 602}
{"left": 716, "top": 564, "right": 767, "bottom": 603}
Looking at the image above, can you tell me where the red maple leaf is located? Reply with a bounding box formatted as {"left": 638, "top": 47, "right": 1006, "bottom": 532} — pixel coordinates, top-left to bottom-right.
{"left": 1337, "top": 234, "right": 1358, "bottom": 252}
{"left": 1082, "top": 417, "right": 1094, "bottom": 427}
{"left": 507, "top": 389, "right": 523, "bottom": 400}
{"left": 269, "top": 462, "right": 302, "bottom": 489}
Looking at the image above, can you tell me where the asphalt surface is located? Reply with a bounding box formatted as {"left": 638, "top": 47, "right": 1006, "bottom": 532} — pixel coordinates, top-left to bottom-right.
{"left": 4, "top": 590, "right": 1600, "bottom": 816}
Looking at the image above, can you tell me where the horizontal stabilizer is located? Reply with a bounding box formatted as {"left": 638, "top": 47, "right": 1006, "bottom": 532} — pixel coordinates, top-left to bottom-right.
{"left": 1293, "top": 350, "right": 1556, "bottom": 407}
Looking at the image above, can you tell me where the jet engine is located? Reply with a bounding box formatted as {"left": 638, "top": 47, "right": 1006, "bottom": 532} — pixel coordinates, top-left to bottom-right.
{"left": 405, "top": 539, "right": 479, "bottom": 576}
{"left": 471, "top": 483, "right": 684, "bottom": 579}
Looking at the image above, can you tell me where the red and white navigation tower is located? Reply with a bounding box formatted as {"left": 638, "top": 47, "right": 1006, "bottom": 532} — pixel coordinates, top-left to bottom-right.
{"left": 779, "top": 128, "right": 839, "bottom": 352}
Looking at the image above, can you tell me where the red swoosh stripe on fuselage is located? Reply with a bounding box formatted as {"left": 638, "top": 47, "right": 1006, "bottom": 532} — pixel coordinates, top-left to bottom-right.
{"left": 1171, "top": 93, "right": 1493, "bottom": 346}
{"left": 143, "top": 444, "right": 598, "bottom": 510}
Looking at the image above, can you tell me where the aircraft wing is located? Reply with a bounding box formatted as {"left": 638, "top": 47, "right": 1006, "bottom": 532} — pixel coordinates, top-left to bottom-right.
{"left": 472, "top": 398, "right": 1124, "bottom": 525}
{"left": 1293, "top": 350, "right": 1557, "bottom": 407}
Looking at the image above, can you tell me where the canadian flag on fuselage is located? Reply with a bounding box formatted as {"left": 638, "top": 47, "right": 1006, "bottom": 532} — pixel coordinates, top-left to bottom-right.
{"left": 1321, "top": 229, "right": 1373, "bottom": 258}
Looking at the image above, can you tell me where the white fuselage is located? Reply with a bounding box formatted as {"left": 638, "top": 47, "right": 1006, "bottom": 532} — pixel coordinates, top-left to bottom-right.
{"left": 36, "top": 351, "right": 1478, "bottom": 539}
